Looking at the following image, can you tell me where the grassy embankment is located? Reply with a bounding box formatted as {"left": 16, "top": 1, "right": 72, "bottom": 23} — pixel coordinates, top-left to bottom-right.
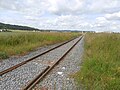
{"left": 0, "top": 32, "right": 80, "bottom": 59}
{"left": 75, "top": 33, "right": 120, "bottom": 90}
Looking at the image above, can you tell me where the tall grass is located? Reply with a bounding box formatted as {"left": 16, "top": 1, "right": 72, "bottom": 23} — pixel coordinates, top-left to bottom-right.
{"left": 75, "top": 33, "right": 120, "bottom": 90}
{"left": 0, "top": 32, "right": 80, "bottom": 59}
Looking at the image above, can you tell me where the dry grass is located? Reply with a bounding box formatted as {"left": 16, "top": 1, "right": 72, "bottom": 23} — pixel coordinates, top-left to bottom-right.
{"left": 0, "top": 32, "right": 80, "bottom": 59}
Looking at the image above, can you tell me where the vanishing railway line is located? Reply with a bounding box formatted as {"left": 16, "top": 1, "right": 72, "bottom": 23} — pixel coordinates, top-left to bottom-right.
{"left": 0, "top": 36, "right": 83, "bottom": 90}
{"left": 0, "top": 37, "right": 77, "bottom": 76}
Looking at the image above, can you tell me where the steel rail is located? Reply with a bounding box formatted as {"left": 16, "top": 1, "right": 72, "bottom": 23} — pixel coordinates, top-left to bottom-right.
{"left": 22, "top": 36, "right": 83, "bottom": 90}
{"left": 0, "top": 36, "right": 79, "bottom": 76}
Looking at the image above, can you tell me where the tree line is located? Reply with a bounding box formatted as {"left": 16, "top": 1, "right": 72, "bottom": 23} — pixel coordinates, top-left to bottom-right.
{"left": 0, "top": 22, "right": 39, "bottom": 31}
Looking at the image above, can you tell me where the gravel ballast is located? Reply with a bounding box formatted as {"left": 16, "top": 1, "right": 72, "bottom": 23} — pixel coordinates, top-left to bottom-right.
{"left": 33, "top": 37, "right": 80, "bottom": 65}
{"left": 34, "top": 37, "right": 84, "bottom": 90}
{"left": 0, "top": 37, "right": 83, "bottom": 90}
{"left": 0, "top": 62, "right": 48, "bottom": 90}
{"left": 0, "top": 42, "right": 63, "bottom": 72}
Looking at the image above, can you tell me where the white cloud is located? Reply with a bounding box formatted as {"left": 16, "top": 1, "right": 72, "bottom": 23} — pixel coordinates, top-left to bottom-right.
{"left": 48, "top": 0, "right": 85, "bottom": 15}
{"left": 105, "top": 11, "right": 120, "bottom": 20}
{"left": 1, "top": 0, "right": 119, "bottom": 16}
{"left": 0, "top": 0, "right": 120, "bottom": 32}
{"left": 88, "top": 0, "right": 120, "bottom": 13}
{"left": 95, "top": 17, "right": 110, "bottom": 27}
{"left": 0, "top": 0, "right": 120, "bottom": 16}
{"left": 89, "top": 15, "right": 120, "bottom": 32}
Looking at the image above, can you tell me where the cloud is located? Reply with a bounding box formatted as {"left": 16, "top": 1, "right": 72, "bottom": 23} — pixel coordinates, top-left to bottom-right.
{"left": 105, "top": 11, "right": 120, "bottom": 20}
{"left": 1, "top": 0, "right": 119, "bottom": 16}
{"left": 95, "top": 17, "right": 110, "bottom": 27}
{"left": 0, "top": 0, "right": 120, "bottom": 32}
{"left": 0, "top": 0, "right": 48, "bottom": 17}
{"left": 36, "top": 15, "right": 85, "bottom": 29}
{"left": 89, "top": 15, "right": 120, "bottom": 32}
{"left": 88, "top": 0, "right": 120, "bottom": 13}
{"left": 48, "top": 0, "right": 85, "bottom": 15}
{"left": 48, "top": 0, "right": 120, "bottom": 15}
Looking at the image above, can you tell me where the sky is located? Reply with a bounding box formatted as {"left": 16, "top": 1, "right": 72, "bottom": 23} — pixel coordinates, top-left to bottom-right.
{"left": 0, "top": 0, "right": 120, "bottom": 32}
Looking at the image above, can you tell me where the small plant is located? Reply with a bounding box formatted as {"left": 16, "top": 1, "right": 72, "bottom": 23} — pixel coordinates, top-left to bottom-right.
{"left": 0, "top": 52, "right": 9, "bottom": 59}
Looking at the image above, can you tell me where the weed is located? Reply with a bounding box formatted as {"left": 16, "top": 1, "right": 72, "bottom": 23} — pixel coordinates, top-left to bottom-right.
{"left": 0, "top": 52, "right": 9, "bottom": 59}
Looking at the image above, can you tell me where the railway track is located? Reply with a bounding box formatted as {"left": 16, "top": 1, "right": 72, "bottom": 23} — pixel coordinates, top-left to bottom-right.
{"left": 22, "top": 36, "right": 83, "bottom": 90}
{"left": 0, "top": 36, "right": 77, "bottom": 76}
{"left": 0, "top": 36, "right": 83, "bottom": 90}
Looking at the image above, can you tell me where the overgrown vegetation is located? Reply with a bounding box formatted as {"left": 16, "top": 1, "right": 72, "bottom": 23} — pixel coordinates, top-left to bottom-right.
{"left": 0, "top": 32, "right": 80, "bottom": 59}
{"left": 75, "top": 33, "right": 120, "bottom": 90}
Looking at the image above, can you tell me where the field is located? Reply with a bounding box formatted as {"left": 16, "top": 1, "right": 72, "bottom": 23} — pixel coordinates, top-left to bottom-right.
{"left": 0, "top": 32, "right": 80, "bottom": 59}
{"left": 74, "top": 33, "right": 120, "bottom": 90}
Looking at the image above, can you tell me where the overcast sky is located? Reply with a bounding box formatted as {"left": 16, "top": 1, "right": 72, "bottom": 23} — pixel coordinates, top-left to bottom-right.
{"left": 0, "top": 0, "right": 120, "bottom": 32}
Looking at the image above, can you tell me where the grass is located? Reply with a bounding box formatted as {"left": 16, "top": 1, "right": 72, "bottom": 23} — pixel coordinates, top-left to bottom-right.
{"left": 0, "top": 32, "right": 80, "bottom": 59}
{"left": 74, "top": 33, "right": 120, "bottom": 90}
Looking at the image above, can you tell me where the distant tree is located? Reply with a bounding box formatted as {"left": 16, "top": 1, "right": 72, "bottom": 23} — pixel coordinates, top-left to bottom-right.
{"left": 0, "top": 22, "right": 39, "bottom": 31}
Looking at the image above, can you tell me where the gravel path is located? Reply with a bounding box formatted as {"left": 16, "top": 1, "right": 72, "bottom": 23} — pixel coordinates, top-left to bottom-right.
{"left": 34, "top": 37, "right": 84, "bottom": 90}
{"left": 0, "top": 37, "right": 82, "bottom": 90}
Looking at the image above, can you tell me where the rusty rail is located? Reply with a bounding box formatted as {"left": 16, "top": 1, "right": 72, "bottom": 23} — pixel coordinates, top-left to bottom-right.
{"left": 22, "top": 36, "right": 83, "bottom": 90}
{"left": 0, "top": 37, "right": 78, "bottom": 76}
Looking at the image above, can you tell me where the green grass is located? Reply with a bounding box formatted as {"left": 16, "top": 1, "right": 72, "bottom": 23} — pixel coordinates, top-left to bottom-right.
{"left": 0, "top": 32, "right": 80, "bottom": 59}
{"left": 74, "top": 33, "right": 120, "bottom": 90}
